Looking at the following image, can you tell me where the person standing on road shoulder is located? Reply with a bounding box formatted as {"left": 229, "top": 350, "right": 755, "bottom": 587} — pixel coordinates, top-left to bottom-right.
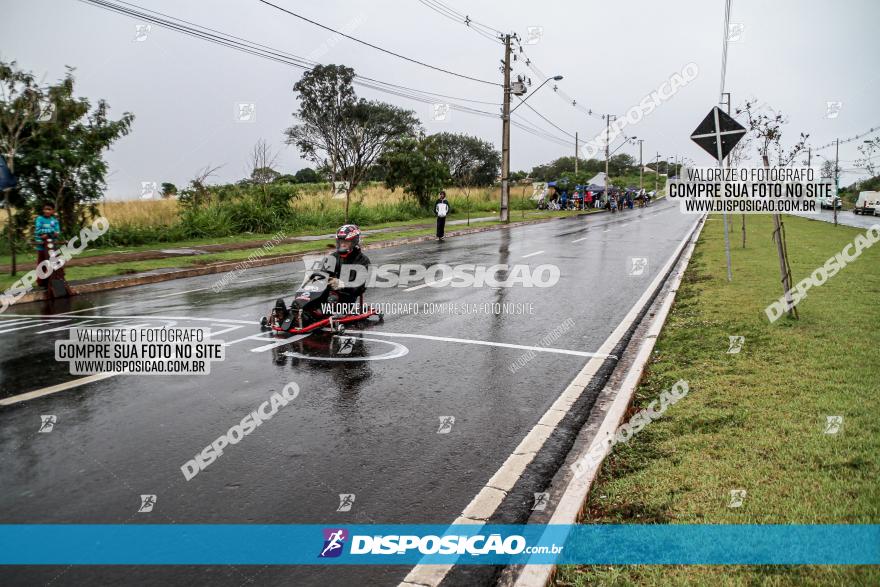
{"left": 435, "top": 191, "right": 450, "bottom": 241}
{"left": 34, "top": 202, "right": 61, "bottom": 289}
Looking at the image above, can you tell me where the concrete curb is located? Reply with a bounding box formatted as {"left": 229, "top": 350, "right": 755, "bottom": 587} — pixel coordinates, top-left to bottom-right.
{"left": 6, "top": 215, "right": 572, "bottom": 308}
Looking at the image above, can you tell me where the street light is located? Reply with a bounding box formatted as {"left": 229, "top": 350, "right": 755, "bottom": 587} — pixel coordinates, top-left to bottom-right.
{"left": 510, "top": 75, "right": 563, "bottom": 113}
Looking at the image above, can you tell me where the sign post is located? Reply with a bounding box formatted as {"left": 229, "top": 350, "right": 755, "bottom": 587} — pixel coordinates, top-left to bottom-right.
{"left": 690, "top": 106, "right": 747, "bottom": 282}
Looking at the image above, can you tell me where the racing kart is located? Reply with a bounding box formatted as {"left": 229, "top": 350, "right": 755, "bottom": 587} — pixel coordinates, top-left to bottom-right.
{"left": 260, "top": 263, "right": 382, "bottom": 335}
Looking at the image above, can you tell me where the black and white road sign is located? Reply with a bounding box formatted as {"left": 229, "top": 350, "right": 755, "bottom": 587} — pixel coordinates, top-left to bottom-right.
{"left": 690, "top": 106, "right": 747, "bottom": 162}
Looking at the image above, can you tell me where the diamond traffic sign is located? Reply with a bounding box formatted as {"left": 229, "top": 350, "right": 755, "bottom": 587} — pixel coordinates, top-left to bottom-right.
{"left": 690, "top": 106, "right": 747, "bottom": 162}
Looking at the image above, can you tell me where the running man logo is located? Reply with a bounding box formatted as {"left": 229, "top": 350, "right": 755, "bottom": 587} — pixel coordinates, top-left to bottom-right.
{"left": 335, "top": 337, "right": 356, "bottom": 356}
{"left": 726, "top": 23, "right": 744, "bottom": 42}
{"left": 824, "top": 415, "right": 843, "bottom": 435}
{"left": 727, "top": 335, "right": 745, "bottom": 354}
{"left": 235, "top": 103, "right": 256, "bottom": 122}
{"left": 824, "top": 101, "right": 843, "bottom": 120}
{"left": 337, "top": 494, "right": 355, "bottom": 512}
{"left": 133, "top": 23, "right": 151, "bottom": 42}
{"left": 532, "top": 492, "right": 550, "bottom": 511}
{"left": 437, "top": 416, "right": 455, "bottom": 434}
{"left": 629, "top": 257, "right": 649, "bottom": 276}
{"left": 727, "top": 489, "right": 746, "bottom": 508}
{"left": 38, "top": 415, "right": 57, "bottom": 433}
{"left": 319, "top": 528, "right": 348, "bottom": 558}
{"left": 138, "top": 494, "right": 157, "bottom": 513}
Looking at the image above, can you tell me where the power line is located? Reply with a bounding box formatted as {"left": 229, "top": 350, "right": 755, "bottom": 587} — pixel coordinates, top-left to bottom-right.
{"left": 415, "top": 0, "right": 501, "bottom": 43}
{"left": 77, "top": 0, "right": 501, "bottom": 109}
{"left": 79, "top": 0, "right": 578, "bottom": 151}
{"left": 255, "top": 0, "right": 500, "bottom": 86}
{"left": 813, "top": 124, "right": 880, "bottom": 151}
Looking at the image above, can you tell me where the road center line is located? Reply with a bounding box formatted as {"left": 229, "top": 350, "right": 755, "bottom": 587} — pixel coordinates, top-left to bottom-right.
{"left": 520, "top": 250, "right": 544, "bottom": 259}
{"left": 571, "top": 237, "right": 589, "bottom": 243}
{"left": 404, "top": 276, "right": 454, "bottom": 292}
{"left": 365, "top": 331, "right": 614, "bottom": 359}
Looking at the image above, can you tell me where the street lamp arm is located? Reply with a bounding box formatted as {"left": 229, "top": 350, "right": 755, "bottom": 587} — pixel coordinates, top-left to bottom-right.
{"left": 510, "top": 75, "right": 563, "bottom": 114}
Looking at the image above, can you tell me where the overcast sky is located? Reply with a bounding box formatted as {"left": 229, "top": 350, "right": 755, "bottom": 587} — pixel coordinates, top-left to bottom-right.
{"left": 3, "top": 0, "right": 878, "bottom": 198}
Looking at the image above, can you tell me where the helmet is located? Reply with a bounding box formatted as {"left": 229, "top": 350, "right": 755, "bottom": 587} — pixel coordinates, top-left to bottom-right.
{"left": 335, "top": 224, "right": 361, "bottom": 257}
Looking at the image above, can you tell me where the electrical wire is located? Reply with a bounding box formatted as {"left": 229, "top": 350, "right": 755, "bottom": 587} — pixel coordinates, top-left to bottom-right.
{"left": 813, "top": 125, "right": 880, "bottom": 151}
{"left": 255, "top": 0, "right": 500, "bottom": 86}
{"left": 78, "top": 0, "right": 579, "bottom": 149}
{"left": 77, "top": 0, "right": 502, "bottom": 109}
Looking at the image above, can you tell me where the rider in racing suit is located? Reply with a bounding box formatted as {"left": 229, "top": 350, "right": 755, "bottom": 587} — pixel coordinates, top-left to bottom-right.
{"left": 325, "top": 224, "right": 371, "bottom": 308}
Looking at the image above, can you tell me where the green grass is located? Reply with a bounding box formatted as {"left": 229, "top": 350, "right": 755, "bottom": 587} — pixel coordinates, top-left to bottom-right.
{"left": 556, "top": 214, "right": 880, "bottom": 587}
{"left": 0, "top": 208, "right": 588, "bottom": 289}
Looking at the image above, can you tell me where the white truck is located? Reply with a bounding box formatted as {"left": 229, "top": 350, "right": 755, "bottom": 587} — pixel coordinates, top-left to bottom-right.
{"left": 853, "top": 191, "right": 880, "bottom": 215}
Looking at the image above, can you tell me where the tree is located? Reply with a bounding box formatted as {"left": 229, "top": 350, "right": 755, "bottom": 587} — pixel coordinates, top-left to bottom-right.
{"left": 179, "top": 164, "right": 222, "bottom": 208}
{"left": 726, "top": 126, "right": 753, "bottom": 248}
{"left": 13, "top": 66, "right": 133, "bottom": 237}
{"left": 737, "top": 100, "right": 808, "bottom": 320}
{"left": 160, "top": 182, "right": 177, "bottom": 198}
{"left": 380, "top": 136, "right": 449, "bottom": 209}
{"left": 855, "top": 138, "right": 879, "bottom": 179}
{"left": 424, "top": 132, "right": 500, "bottom": 186}
{"left": 820, "top": 159, "right": 839, "bottom": 179}
{"left": 608, "top": 153, "right": 636, "bottom": 176}
{"left": 293, "top": 167, "right": 320, "bottom": 183}
{"left": 285, "top": 64, "right": 419, "bottom": 221}
{"left": 0, "top": 60, "right": 48, "bottom": 274}
{"left": 247, "top": 138, "right": 280, "bottom": 186}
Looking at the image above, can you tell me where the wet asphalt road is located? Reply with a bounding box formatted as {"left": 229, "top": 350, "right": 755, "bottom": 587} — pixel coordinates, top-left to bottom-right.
{"left": 789, "top": 207, "right": 880, "bottom": 230}
{"left": 0, "top": 199, "right": 695, "bottom": 586}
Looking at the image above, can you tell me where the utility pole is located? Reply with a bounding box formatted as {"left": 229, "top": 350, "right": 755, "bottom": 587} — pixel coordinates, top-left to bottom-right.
{"left": 604, "top": 115, "right": 616, "bottom": 204}
{"left": 654, "top": 152, "right": 660, "bottom": 193}
{"left": 637, "top": 139, "right": 644, "bottom": 190}
{"left": 574, "top": 132, "right": 579, "bottom": 175}
{"left": 833, "top": 138, "right": 839, "bottom": 226}
{"left": 499, "top": 34, "right": 511, "bottom": 223}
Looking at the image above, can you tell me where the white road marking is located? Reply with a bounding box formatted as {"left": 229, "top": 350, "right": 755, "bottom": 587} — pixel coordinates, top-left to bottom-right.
{"left": 207, "top": 324, "right": 246, "bottom": 337}
{"left": 154, "top": 286, "right": 211, "bottom": 298}
{"left": 0, "top": 318, "right": 43, "bottom": 327}
{"left": 0, "top": 373, "right": 119, "bottom": 407}
{"left": 250, "top": 334, "right": 310, "bottom": 352}
{"left": 603, "top": 228, "right": 610, "bottom": 232}
{"left": 57, "top": 303, "right": 124, "bottom": 315}
{"left": 366, "top": 331, "right": 614, "bottom": 359}
{"left": 0, "top": 319, "right": 72, "bottom": 334}
{"left": 570, "top": 237, "right": 589, "bottom": 243}
{"left": 0, "top": 313, "right": 256, "bottom": 325}
{"left": 223, "top": 333, "right": 273, "bottom": 346}
{"left": 35, "top": 319, "right": 97, "bottom": 333}
{"left": 520, "top": 250, "right": 544, "bottom": 259}
{"left": 404, "top": 276, "right": 454, "bottom": 292}
{"left": 238, "top": 276, "right": 271, "bottom": 283}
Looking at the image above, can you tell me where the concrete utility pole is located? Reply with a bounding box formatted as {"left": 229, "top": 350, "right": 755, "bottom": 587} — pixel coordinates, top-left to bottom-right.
{"left": 604, "top": 115, "right": 616, "bottom": 202}
{"left": 574, "top": 132, "right": 578, "bottom": 175}
{"left": 833, "top": 138, "right": 839, "bottom": 226}
{"left": 637, "top": 139, "right": 644, "bottom": 190}
{"left": 654, "top": 152, "right": 660, "bottom": 193}
{"left": 500, "top": 34, "right": 511, "bottom": 223}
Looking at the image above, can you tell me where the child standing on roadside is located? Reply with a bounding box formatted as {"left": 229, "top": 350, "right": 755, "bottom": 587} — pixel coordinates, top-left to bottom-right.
{"left": 34, "top": 202, "right": 61, "bottom": 288}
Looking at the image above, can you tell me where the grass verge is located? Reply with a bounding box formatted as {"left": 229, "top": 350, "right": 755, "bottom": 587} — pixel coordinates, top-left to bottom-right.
{"left": 556, "top": 213, "right": 880, "bottom": 586}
